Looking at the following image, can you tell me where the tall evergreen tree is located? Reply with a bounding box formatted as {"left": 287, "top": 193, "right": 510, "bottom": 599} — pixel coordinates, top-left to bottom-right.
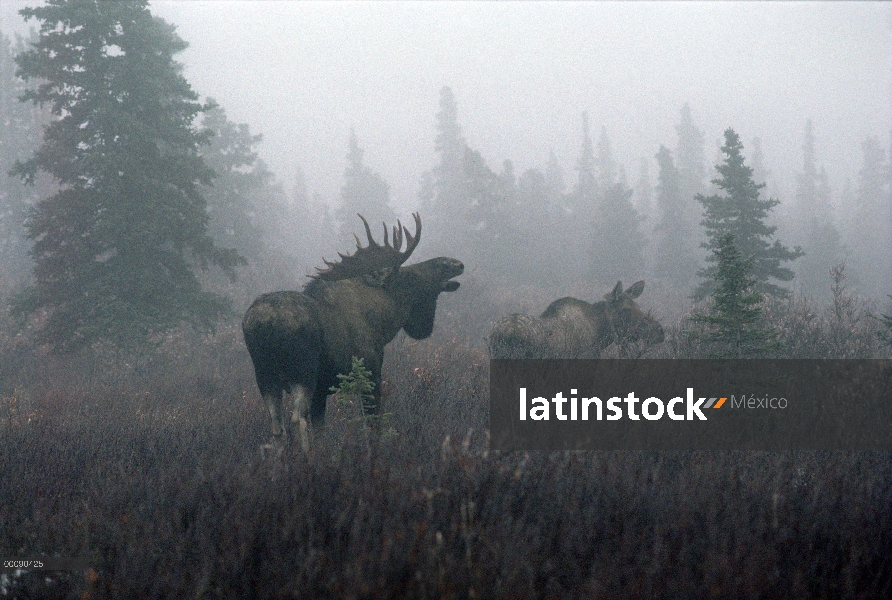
{"left": 566, "top": 112, "right": 598, "bottom": 279}
{"left": 675, "top": 103, "right": 705, "bottom": 221}
{"left": 461, "top": 146, "right": 516, "bottom": 275}
{"left": 695, "top": 129, "right": 802, "bottom": 299}
{"left": 749, "top": 137, "right": 784, "bottom": 209}
{"left": 691, "top": 233, "right": 780, "bottom": 358}
{"left": 596, "top": 125, "right": 617, "bottom": 193}
{"left": 749, "top": 137, "right": 770, "bottom": 195}
{"left": 528, "top": 153, "right": 571, "bottom": 285}
{"left": 12, "top": 0, "right": 243, "bottom": 350}
{"left": 634, "top": 157, "right": 655, "bottom": 279}
{"left": 591, "top": 181, "right": 645, "bottom": 285}
{"left": 573, "top": 112, "right": 597, "bottom": 217}
{"left": 793, "top": 121, "right": 821, "bottom": 225}
{"left": 667, "top": 103, "right": 707, "bottom": 286}
{"left": 653, "top": 145, "right": 699, "bottom": 290}
{"left": 200, "top": 100, "right": 270, "bottom": 261}
{"left": 280, "top": 164, "right": 331, "bottom": 267}
{"left": 792, "top": 120, "right": 845, "bottom": 299}
{"left": 504, "top": 157, "right": 571, "bottom": 285}
{"left": 0, "top": 29, "right": 47, "bottom": 290}
{"left": 430, "top": 85, "right": 466, "bottom": 252}
{"left": 417, "top": 169, "right": 435, "bottom": 223}
{"left": 336, "top": 128, "right": 395, "bottom": 249}
{"left": 514, "top": 167, "right": 549, "bottom": 238}
{"left": 634, "top": 157, "right": 653, "bottom": 222}
{"left": 545, "top": 150, "right": 565, "bottom": 203}
{"left": 848, "top": 136, "right": 890, "bottom": 298}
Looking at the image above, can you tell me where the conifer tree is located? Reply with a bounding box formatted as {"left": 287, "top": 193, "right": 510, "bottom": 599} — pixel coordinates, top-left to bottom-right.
{"left": 848, "top": 137, "right": 890, "bottom": 298}
{"left": 596, "top": 126, "right": 617, "bottom": 193}
{"left": 691, "top": 233, "right": 780, "bottom": 358}
{"left": 336, "top": 128, "right": 395, "bottom": 249}
{"left": 0, "top": 30, "right": 46, "bottom": 289}
{"left": 792, "top": 120, "right": 845, "bottom": 299}
{"left": 461, "top": 147, "right": 515, "bottom": 274}
{"left": 675, "top": 103, "right": 705, "bottom": 224}
{"left": 573, "top": 112, "right": 597, "bottom": 220}
{"left": 514, "top": 167, "right": 549, "bottom": 238}
{"left": 654, "top": 146, "right": 699, "bottom": 289}
{"left": 12, "top": 0, "right": 243, "bottom": 350}
{"left": 545, "top": 150, "right": 565, "bottom": 202}
{"left": 591, "top": 182, "right": 645, "bottom": 285}
{"left": 634, "top": 157, "right": 653, "bottom": 226}
{"left": 430, "top": 86, "right": 466, "bottom": 252}
{"left": 696, "top": 129, "right": 802, "bottom": 299}
{"left": 567, "top": 112, "right": 598, "bottom": 279}
{"left": 200, "top": 101, "right": 270, "bottom": 261}
{"left": 635, "top": 158, "right": 655, "bottom": 279}
{"left": 275, "top": 164, "right": 333, "bottom": 269}
{"left": 513, "top": 153, "right": 568, "bottom": 285}
{"left": 749, "top": 137, "right": 771, "bottom": 198}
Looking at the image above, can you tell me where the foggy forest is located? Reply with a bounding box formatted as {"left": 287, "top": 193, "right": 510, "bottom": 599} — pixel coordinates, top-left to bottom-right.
{"left": 1, "top": 1, "right": 892, "bottom": 598}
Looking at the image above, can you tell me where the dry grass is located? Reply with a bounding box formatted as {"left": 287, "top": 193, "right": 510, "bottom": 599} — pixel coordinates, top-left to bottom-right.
{"left": 1, "top": 279, "right": 892, "bottom": 598}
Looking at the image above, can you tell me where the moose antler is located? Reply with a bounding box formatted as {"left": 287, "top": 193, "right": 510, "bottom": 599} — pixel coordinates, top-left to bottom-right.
{"left": 311, "top": 213, "right": 422, "bottom": 281}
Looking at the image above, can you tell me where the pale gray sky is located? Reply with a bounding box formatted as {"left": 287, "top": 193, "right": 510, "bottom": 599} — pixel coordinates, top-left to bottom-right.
{"left": 3, "top": 1, "right": 891, "bottom": 215}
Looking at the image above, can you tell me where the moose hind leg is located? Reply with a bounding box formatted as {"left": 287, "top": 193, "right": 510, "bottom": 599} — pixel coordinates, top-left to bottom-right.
{"left": 263, "top": 389, "right": 288, "bottom": 444}
{"left": 291, "top": 384, "right": 312, "bottom": 453}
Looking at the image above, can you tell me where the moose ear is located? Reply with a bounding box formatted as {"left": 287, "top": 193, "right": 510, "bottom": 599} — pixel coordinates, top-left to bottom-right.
{"left": 626, "top": 281, "right": 645, "bottom": 299}
{"left": 605, "top": 281, "right": 623, "bottom": 302}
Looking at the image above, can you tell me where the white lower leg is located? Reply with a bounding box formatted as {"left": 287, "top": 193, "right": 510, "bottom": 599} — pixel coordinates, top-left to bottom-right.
{"left": 263, "top": 392, "right": 286, "bottom": 442}
{"left": 292, "top": 385, "right": 311, "bottom": 452}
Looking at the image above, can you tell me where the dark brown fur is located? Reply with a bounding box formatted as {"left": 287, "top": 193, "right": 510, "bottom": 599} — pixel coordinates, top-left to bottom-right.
{"left": 243, "top": 216, "right": 462, "bottom": 448}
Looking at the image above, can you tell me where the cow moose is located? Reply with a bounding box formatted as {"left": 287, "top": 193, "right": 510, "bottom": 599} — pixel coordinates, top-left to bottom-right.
{"left": 488, "top": 281, "right": 664, "bottom": 359}
{"left": 243, "top": 213, "right": 463, "bottom": 450}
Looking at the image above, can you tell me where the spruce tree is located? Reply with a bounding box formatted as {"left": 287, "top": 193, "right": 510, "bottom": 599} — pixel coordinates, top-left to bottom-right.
{"left": 567, "top": 112, "right": 598, "bottom": 280}
{"left": 545, "top": 150, "right": 565, "bottom": 202}
{"left": 635, "top": 157, "right": 655, "bottom": 280}
{"left": 675, "top": 103, "right": 706, "bottom": 228}
{"left": 0, "top": 30, "right": 46, "bottom": 289}
{"left": 654, "top": 145, "right": 699, "bottom": 290}
{"left": 634, "top": 157, "right": 653, "bottom": 227}
{"left": 461, "top": 147, "right": 515, "bottom": 274}
{"left": 277, "top": 164, "right": 332, "bottom": 270}
{"left": 596, "top": 126, "right": 617, "bottom": 193}
{"left": 430, "top": 86, "right": 466, "bottom": 253}
{"left": 691, "top": 233, "right": 780, "bottom": 358}
{"left": 749, "top": 137, "right": 771, "bottom": 199}
{"left": 696, "top": 129, "right": 802, "bottom": 299}
{"left": 591, "top": 182, "right": 645, "bottom": 285}
{"left": 573, "top": 112, "right": 597, "bottom": 220}
{"left": 847, "top": 137, "right": 890, "bottom": 298}
{"left": 200, "top": 101, "right": 270, "bottom": 261}
{"left": 12, "top": 0, "right": 243, "bottom": 350}
{"left": 336, "top": 128, "right": 395, "bottom": 249}
{"left": 792, "top": 121, "right": 845, "bottom": 300}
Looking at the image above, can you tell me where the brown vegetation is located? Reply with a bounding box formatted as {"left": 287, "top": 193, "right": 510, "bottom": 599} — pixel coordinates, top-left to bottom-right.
{"left": 1, "top": 278, "right": 891, "bottom": 598}
{"left": 488, "top": 281, "right": 664, "bottom": 358}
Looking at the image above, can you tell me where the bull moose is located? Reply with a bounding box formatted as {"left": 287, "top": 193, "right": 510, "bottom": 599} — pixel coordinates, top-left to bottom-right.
{"left": 243, "top": 213, "right": 463, "bottom": 450}
{"left": 488, "top": 280, "right": 664, "bottom": 359}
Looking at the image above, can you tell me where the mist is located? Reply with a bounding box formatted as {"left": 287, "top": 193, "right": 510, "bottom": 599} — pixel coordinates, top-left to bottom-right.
{"left": 3, "top": 2, "right": 890, "bottom": 205}
{"left": 137, "top": 2, "right": 891, "bottom": 211}
{"left": 4, "top": 3, "right": 892, "bottom": 596}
